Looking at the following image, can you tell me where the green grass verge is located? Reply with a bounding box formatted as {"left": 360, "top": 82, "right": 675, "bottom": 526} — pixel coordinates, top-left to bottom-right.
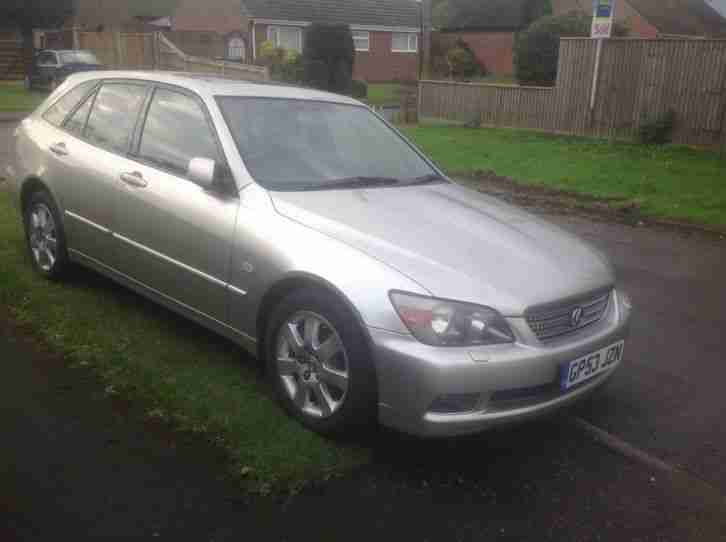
{"left": 365, "top": 83, "right": 401, "bottom": 107}
{"left": 0, "top": 190, "right": 367, "bottom": 492}
{"left": 0, "top": 81, "right": 46, "bottom": 113}
{"left": 401, "top": 124, "right": 726, "bottom": 227}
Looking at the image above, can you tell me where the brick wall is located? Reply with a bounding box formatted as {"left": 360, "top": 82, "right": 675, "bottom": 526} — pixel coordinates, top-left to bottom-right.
{"left": 441, "top": 31, "right": 516, "bottom": 75}
{"left": 254, "top": 24, "right": 420, "bottom": 83}
{"left": 353, "top": 31, "right": 419, "bottom": 82}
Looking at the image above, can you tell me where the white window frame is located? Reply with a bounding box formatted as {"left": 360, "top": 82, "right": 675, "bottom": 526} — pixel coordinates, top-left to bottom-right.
{"left": 267, "top": 25, "right": 303, "bottom": 53}
{"left": 228, "top": 37, "right": 245, "bottom": 60}
{"left": 353, "top": 30, "right": 370, "bottom": 52}
{"left": 391, "top": 32, "right": 418, "bottom": 53}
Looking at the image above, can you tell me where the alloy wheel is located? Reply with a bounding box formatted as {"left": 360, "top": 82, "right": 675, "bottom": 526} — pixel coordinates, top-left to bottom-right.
{"left": 275, "top": 311, "right": 350, "bottom": 419}
{"left": 28, "top": 203, "right": 58, "bottom": 272}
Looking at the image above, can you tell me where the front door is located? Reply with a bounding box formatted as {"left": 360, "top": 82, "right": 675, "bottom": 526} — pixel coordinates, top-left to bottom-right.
{"left": 111, "top": 86, "right": 239, "bottom": 325}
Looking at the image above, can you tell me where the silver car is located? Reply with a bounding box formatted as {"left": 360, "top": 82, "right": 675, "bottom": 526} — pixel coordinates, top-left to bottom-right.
{"left": 8, "top": 72, "right": 632, "bottom": 437}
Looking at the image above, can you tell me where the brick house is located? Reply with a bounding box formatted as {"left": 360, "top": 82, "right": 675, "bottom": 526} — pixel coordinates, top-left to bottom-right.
{"left": 437, "top": 0, "right": 726, "bottom": 78}
{"left": 435, "top": 0, "right": 540, "bottom": 77}
{"left": 552, "top": 0, "right": 726, "bottom": 38}
{"left": 174, "top": 0, "right": 424, "bottom": 82}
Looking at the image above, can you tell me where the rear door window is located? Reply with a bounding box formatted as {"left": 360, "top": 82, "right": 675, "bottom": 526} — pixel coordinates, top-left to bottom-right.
{"left": 85, "top": 83, "right": 148, "bottom": 154}
{"left": 42, "top": 80, "right": 96, "bottom": 127}
{"left": 37, "top": 52, "right": 57, "bottom": 66}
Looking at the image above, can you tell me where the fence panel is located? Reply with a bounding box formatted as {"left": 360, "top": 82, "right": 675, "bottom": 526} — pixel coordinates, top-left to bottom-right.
{"left": 420, "top": 38, "right": 726, "bottom": 147}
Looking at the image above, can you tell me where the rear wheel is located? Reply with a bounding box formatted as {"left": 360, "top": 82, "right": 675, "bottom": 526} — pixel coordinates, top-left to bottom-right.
{"left": 23, "top": 190, "right": 70, "bottom": 280}
{"left": 265, "top": 289, "right": 377, "bottom": 435}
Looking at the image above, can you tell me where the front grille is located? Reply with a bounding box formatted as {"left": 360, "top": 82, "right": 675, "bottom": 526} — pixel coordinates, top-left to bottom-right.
{"left": 526, "top": 289, "right": 611, "bottom": 341}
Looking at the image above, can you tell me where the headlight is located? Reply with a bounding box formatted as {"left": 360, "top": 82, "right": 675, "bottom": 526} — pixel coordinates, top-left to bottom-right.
{"left": 389, "top": 291, "right": 515, "bottom": 347}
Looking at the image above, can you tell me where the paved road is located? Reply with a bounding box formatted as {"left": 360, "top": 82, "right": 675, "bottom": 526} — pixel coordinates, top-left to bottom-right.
{"left": 553, "top": 215, "right": 726, "bottom": 492}
{"left": 2, "top": 316, "right": 725, "bottom": 541}
{"left": 3, "top": 122, "right": 726, "bottom": 539}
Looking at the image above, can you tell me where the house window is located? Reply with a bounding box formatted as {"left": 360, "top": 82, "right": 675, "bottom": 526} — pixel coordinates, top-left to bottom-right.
{"left": 228, "top": 37, "right": 245, "bottom": 60}
{"left": 392, "top": 32, "right": 418, "bottom": 53}
{"left": 353, "top": 31, "right": 370, "bottom": 52}
{"left": 267, "top": 26, "right": 302, "bottom": 53}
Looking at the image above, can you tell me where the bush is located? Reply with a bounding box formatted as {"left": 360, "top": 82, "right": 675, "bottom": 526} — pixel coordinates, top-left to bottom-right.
{"left": 638, "top": 110, "right": 676, "bottom": 145}
{"left": 445, "top": 39, "right": 482, "bottom": 80}
{"left": 303, "top": 24, "right": 355, "bottom": 94}
{"left": 257, "top": 41, "right": 303, "bottom": 83}
{"left": 351, "top": 79, "right": 368, "bottom": 99}
{"left": 514, "top": 12, "right": 628, "bottom": 86}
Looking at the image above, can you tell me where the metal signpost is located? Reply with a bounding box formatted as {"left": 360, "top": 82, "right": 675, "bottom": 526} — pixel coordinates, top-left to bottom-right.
{"left": 590, "top": 0, "right": 615, "bottom": 112}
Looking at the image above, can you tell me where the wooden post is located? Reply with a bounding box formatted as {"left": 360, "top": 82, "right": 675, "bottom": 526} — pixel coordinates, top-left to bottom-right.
{"left": 590, "top": 39, "right": 603, "bottom": 113}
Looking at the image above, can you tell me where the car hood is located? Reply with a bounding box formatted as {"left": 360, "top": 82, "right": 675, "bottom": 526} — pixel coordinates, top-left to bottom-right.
{"left": 270, "top": 182, "right": 614, "bottom": 315}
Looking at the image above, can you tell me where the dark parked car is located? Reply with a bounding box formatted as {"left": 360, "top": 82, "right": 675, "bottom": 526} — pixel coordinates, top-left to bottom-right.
{"left": 25, "top": 50, "right": 103, "bottom": 91}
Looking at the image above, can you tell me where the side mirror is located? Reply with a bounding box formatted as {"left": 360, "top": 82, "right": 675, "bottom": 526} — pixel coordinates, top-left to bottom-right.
{"left": 187, "top": 157, "right": 216, "bottom": 189}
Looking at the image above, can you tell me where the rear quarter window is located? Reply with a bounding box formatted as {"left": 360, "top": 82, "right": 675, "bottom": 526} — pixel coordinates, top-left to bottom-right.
{"left": 42, "top": 80, "right": 97, "bottom": 127}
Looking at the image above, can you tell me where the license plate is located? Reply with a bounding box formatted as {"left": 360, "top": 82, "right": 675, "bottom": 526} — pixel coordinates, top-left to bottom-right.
{"left": 560, "top": 341, "right": 624, "bottom": 391}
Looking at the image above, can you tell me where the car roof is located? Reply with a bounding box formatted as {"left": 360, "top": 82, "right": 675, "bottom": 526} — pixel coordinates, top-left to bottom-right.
{"left": 41, "top": 49, "right": 92, "bottom": 53}
{"left": 67, "top": 70, "right": 363, "bottom": 107}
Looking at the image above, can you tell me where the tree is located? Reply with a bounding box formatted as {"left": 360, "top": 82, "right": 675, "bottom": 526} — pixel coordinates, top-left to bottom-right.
{"left": 302, "top": 24, "right": 355, "bottom": 95}
{"left": 514, "top": 12, "right": 628, "bottom": 86}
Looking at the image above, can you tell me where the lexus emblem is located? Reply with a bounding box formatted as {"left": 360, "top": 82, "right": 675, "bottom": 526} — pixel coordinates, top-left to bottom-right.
{"left": 570, "top": 307, "right": 584, "bottom": 327}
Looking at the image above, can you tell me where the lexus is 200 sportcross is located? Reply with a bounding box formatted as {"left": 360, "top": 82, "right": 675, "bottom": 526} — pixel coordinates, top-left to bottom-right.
{"left": 8, "top": 72, "right": 632, "bottom": 437}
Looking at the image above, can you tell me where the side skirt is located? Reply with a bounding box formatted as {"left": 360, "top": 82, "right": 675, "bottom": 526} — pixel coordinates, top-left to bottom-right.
{"left": 68, "top": 248, "right": 258, "bottom": 357}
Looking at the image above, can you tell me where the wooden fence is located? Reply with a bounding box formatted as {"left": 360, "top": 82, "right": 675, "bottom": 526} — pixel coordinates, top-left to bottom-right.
{"left": 70, "top": 30, "right": 269, "bottom": 82}
{"left": 155, "top": 33, "right": 268, "bottom": 81}
{"left": 0, "top": 39, "right": 23, "bottom": 80}
{"left": 419, "top": 38, "right": 726, "bottom": 148}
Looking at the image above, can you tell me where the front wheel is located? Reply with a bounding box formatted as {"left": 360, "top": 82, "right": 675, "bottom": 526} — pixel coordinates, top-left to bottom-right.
{"left": 265, "top": 289, "right": 377, "bottom": 435}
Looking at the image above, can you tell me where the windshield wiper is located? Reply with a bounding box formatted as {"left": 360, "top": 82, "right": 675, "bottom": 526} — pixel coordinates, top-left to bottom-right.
{"left": 406, "top": 173, "right": 447, "bottom": 186}
{"left": 323, "top": 176, "right": 402, "bottom": 189}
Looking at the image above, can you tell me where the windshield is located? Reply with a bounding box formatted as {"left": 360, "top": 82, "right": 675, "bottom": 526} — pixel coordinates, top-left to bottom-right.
{"left": 216, "top": 97, "right": 436, "bottom": 191}
{"left": 59, "top": 51, "right": 100, "bottom": 65}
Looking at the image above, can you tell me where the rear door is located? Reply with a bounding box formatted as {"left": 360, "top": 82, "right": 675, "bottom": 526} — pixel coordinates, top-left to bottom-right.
{"left": 53, "top": 80, "right": 149, "bottom": 264}
{"left": 110, "top": 85, "right": 239, "bottom": 324}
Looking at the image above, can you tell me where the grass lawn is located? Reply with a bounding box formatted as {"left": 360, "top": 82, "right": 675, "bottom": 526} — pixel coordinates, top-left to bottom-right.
{"left": 402, "top": 124, "right": 726, "bottom": 227}
{"left": 0, "top": 81, "right": 46, "bottom": 113}
{"left": 365, "top": 83, "right": 401, "bottom": 107}
{"left": 0, "top": 190, "right": 366, "bottom": 492}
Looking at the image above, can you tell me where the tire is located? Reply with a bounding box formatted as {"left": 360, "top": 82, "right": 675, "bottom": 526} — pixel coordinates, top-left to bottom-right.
{"left": 23, "top": 190, "right": 70, "bottom": 280}
{"left": 265, "top": 288, "right": 377, "bottom": 435}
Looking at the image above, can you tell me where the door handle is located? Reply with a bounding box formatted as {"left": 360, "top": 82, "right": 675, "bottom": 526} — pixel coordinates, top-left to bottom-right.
{"left": 119, "top": 171, "right": 148, "bottom": 188}
{"left": 49, "top": 142, "right": 68, "bottom": 156}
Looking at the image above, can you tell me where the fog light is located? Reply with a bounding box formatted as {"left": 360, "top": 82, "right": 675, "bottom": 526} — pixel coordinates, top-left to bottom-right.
{"left": 429, "top": 393, "right": 481, "bottom": 414}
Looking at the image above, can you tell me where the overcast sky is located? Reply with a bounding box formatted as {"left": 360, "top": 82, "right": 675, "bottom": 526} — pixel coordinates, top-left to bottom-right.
{"left": 707, "top": 0, "right": 726, "bottom": 17}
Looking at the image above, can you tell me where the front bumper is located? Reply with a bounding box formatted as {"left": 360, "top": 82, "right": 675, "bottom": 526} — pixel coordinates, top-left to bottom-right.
{"left": 370, "top": 290, "right": 632, "bottom": 437}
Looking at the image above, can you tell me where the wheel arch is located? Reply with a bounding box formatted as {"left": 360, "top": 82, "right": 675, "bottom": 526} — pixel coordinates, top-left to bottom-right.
{"left": 255, "top": 272, "right": 375, "bottom": 364}
{"left": 20, "top": 177, "right": 54, "bottom": 213}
